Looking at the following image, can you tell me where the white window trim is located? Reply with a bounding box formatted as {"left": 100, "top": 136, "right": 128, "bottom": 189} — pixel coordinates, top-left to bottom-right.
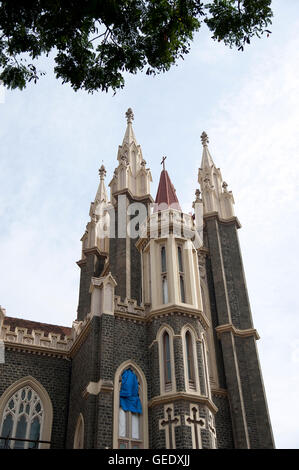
{"left": 181, "top": 325, "right": 201, "bottom": 394}
{"left": 73, "top": 413, "right": 84, "bottom": 449}
{"left": 113, "top": 360, "right": 148, "bottom": 449}
{"left": 157, "top": 325, "right": 177, "bottom": 395}
{"left": 0, "top": 376, "right": 53, "bottom": 449}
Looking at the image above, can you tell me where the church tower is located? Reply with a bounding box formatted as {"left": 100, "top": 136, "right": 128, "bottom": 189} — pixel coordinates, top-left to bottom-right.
{"left": 0, "top": 109, "right": 274, "bottom": 449}
{"left": 68, "top": 110, "right": 274, "bottom": 449}
{"left": 197, "top": 131, "right": 274, "bottom": 448}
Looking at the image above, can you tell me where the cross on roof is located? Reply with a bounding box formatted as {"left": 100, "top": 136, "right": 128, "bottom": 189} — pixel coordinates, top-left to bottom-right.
{"left": 161, "top": 155, "right": 167, "bottom": 170}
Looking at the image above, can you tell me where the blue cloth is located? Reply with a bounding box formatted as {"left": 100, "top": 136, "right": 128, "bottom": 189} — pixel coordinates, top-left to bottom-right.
{"left": 120, "top": 369, "right": 142, "bottom": 414}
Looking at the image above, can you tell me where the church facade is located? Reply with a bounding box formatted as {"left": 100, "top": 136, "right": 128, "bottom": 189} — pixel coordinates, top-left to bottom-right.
{"left": 0, "top": 109, "right": 274, "bottom": 449}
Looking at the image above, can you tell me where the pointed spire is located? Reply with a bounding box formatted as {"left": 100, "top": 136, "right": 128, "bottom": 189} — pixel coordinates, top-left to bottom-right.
{"left": 154, "top": 159, "right": 181, "bottom": 212}
{"left": 110, "top": 108, "right": 152, "bottom": 199}
{"left": 94, "top": 164, "right": 108, "bottom": 205}
{"left": 99, "top": 164, "right": 106, "bottom": 180}
{"left": 122, "top": 107, "right": 138, "bottom": 146}
{"left": 198, "top": 132, "right": 235, "bottom": 219}
{"left": 200, "top": 131, "right": 215, "bottom": 169}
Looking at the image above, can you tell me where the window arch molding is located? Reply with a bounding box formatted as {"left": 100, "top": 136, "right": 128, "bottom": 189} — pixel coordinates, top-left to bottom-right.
{"left": 156, "top": 324, "right": 176, "bottom": 395}
{"left": 113, "top": 360, "right": 148, "bottom": 449}
{"left": 73, "top": 413, "right": 84, "bottom": 449}
{"left": 181, "top": 324, "right": 201, "bottom": 394}
{"left": 0, "top": 376, "right": 53, "bottom": 449}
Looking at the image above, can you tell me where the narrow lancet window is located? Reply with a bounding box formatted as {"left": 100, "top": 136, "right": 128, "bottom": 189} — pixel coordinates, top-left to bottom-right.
{"left": 180, "top": 276, "right": 186, "bottom": 303}
{"left": 161, "top": 246, "right": 168, "bottom": 304}
{"left": 178, "top": 246, "right": 183, "bottom": 272}
{"left": 162, "top": 277, "right": 168, "bottom": 304}
{"left": 161, "top": 246, "right": 167, "bottom": 273}
{"left": 163, "top": 332, "right": 172, "bottom": 388}
{"left": 178, "top": 245, "right": 186, "bottom": 303}
{"left": 185, "top": 331, "right": 195, "bottom": 386}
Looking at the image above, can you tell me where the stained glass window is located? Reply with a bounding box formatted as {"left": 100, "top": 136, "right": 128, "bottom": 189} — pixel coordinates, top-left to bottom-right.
{"left": 0, "top": 386, "right": 43, "bottom": 449}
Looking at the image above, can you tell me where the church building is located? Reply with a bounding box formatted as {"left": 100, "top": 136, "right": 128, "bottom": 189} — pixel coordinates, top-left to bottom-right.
{"left": 0, "top": 109, "right": 274, "bottom": 449}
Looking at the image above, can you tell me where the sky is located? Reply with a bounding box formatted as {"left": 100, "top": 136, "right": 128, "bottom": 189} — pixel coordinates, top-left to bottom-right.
{"left": 0, "top": 0, "right": 298, "bottom": 449}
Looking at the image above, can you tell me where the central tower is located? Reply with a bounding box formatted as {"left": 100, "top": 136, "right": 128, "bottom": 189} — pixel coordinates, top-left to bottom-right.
{"left": 69, "top": 109, "right": 274, "bottom": 449}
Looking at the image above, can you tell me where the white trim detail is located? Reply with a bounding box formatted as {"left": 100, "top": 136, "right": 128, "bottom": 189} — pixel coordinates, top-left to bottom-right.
{"left": 113, "top": 360, "right": 148, "bottom": 449}
{"left": 156, "top": 324, "right": 177, "bottom": 395}
{"left": 159, "top": 403, "right": 181, "bottom": 449}
{"left": 181, "top": 324, "right": 201, "bottom": 394}
{"left": 184, "top": 403, "right": 205, "bottom": 449}
{"left": 0, "top": 376, "right": 53, "bottom": 449}
{"left": 73, "top": 413, "right": 84, "bottom": 449}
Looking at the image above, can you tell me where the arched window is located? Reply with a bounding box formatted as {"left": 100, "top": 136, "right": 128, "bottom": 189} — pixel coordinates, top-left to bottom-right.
{"left": 113, "top": 362, "right": 148, "bottom": 449}
{"left": 163, "top": 332, "right": 172, "bottom": 389}
{"left": 182, "top": 327, "right": 200, "bottom": 393}
{"left": 161, "top": 246, "right": 168, "bottom": 304}
{"left": 158, "top": 327, "right": 176, "bottom": 394}
{"left": 0, "top": 386, "right": 44, "bottom": 449}
{"left": 73, "top": 414, "right": 84, "bottom": 449}
{"left": 177, "top": 245, "right": 186, "bottom": 303}
{"left": 185, "top": 331, "right": 195, "bottom": 387}
{"left": 118, "top": 406, "right": 141, "bottom": 449}
{"left": 0, "top": 377, "right": 52, "bottom": 449}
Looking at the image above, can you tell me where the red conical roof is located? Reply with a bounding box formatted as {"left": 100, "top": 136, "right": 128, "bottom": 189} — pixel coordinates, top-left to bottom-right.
{"left": 154, "top": 169, "right": 181, "bottom": 212}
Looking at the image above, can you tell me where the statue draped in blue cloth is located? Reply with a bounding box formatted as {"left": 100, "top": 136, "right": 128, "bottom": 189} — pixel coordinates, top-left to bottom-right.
{"left": 120, "top": 369, "right": 142, "bottom": 414}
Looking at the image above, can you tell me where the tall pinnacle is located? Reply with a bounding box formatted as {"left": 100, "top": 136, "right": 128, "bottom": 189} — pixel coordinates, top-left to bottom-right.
{"left": 125, "top": 108, "right": 134, "bottom": 124}
{"left": 200, "top": 131, "right": 215, "bottom": 168}
{"left": 201, "top": 131, "right": 209, "bottom": 147}
{"left": 99, "top": 164, "right": 107, "bottom": 180}
{"left": 94, "top": 164, "right": 108, "bottom": 204}
{"left": 122, "top": 107, "right": 137, "bottom": 146}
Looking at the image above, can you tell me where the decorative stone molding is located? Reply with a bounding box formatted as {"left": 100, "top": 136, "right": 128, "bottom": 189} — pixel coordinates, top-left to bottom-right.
{"left": 149, "top": 392, "right": 218, "bottom": 414}
{"left": 215, "top": 323, "right": 260, "bottom": 340}
{"left": 184, "top": 403, "right": 206, "bottom": 449}
{"left": 211, "top": 388, "right": 228, "bottom": 398}
{"left": 114, "top": 296, "right": 145, "bottom": 316}
{"left": 159, "top": 404, "right": 181, "bottom": 450}
{"left": 89, "top": 272, "right": 117, "bottom": 317}
{"left": 0, "top": 309, "right": 92, "bottom": 358}
{"left": 147, "top": 304, "right": 210, "bottom": 331}
{"left": 136, "top": 209, "right": 198, "bottom": 251}
{"left": 1, "top": 325, "right": 73, "bottom": 351}
{"left": 203, "top": 211, "right": 242, "bottom": 229}
{"left": 83, "top": 379, "right": 114, "bottom": 398}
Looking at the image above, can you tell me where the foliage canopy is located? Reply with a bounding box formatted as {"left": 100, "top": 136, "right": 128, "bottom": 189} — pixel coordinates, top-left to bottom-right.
{"left": 0, "top": 1, "right": 273, "bottom": 93}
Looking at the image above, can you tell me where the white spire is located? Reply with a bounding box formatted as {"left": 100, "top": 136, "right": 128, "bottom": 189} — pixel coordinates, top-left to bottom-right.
{"left": 122, "top": 108, "right": 138, "bottom": 146}
{"left": 94, "top": 164, "right": 108, "bottom": 205}
{"left": 201, "top": 131, "right": 215, "bottom": 169}
{"left": 109, "top": 108, "right": 152, "bottom": 200}
{"left": 198, "top": 132, "right": 235, "bottom": 219}
{"left": 81, "top": 164, "right": 110, "bottom": 255}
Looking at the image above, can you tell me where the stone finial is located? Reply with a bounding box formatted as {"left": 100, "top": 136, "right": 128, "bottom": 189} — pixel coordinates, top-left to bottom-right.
{"left": 222, "top": 181, "right": 228, "bottom": 192}
{"left": 99, "top": 164, "right": 106, "bottom": 180}
{"left": 201, "top": 131, "right": 209, "bottom": 147}
{"left": 192, "top": 188, "right": 202, "bottom": 209}
{"left": 195, "top": 188, "right": 202, "bottom": 202}
{"left": 125, "top": 108, "right": 134, "bottom": 124}
{"left": 0, "top": 305, "right": 6, "bottom": 316}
